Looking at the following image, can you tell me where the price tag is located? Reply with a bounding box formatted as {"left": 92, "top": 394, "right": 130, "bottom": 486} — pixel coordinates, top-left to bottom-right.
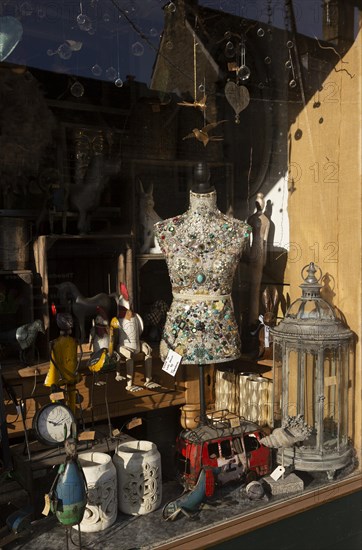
{"left": 264, "top": 325, "right": 270, "bottom": 348}
{"left": 78, "top": 430, "right": 95, "bottom": 441}
{"left": 112, "top": 428, "right": 120, "bottom": 437}
{"left": 42, "top": 494, "right": 51, "bottom": 516}
{"left": 50, "top": 391, "right": 64, "bottom": 401}
{"left": 162, "top": 349, "right": 183, "bottom": 377}
{"left": 229, "top": 416, "right": 240, "bottom": 428}
{"left": 126, "top": 417, "right": 143, "bottom": 430}
{"left": 270, "top": 465, "right": 285, "bottom": 481}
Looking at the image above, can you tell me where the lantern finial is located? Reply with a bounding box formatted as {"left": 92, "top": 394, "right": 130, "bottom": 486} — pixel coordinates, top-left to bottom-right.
{"left": 300, "top": 262, "right": 322, "bottom": 300}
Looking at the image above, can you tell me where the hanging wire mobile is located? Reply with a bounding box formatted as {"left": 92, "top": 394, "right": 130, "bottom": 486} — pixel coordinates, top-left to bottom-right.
{"left": 180, "top": 22, "right": 228, "bottom": 147}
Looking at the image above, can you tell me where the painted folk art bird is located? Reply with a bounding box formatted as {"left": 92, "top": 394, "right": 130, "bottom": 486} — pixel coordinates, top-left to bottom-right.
{"left": 182, "top": 120, "right": 228, "bottom": 147}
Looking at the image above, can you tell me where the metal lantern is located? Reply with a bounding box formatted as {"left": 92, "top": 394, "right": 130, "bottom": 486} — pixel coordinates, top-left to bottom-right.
{"left": 271, "top": 262, "right": 354, "bottom": 479}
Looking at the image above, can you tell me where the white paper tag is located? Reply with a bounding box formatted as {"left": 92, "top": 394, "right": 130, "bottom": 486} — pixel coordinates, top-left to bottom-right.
{"left": 264, "top": 325, "right": 270, "bottom": 347}
{"left": 270, "top": 465, "right": 285, "bottom": 481}
{"left": 162, "top": 350, "right": 182, "bottom": 377}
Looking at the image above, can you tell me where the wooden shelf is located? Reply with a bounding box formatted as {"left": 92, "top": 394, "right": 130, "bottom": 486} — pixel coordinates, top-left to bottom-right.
{"left": 2, "top": 354, "right": 185, "bottom": 438}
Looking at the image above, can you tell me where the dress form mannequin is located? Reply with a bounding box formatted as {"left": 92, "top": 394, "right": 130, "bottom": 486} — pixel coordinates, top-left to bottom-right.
{"left": 247, "top": 193, "right": 270, "bottom": 327}
{"left": 154, "top": 162, "right": 250, "bottom": 422}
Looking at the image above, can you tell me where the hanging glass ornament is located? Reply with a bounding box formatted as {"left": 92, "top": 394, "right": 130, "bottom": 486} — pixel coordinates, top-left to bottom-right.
{"left": 165, "top": 2, "right": 176, "bottom": 13}
{"left": 149, "top": 27, "right": 158, "bottom": 38}
{"left": 57, "top": 42, "right": 72, "bottom": 60}
{"left": 20, "top": 2, "right": 34, "bottom": 16}
{"left": 47, "top": 40, "right": 81, "bottom": 60}
{"left": 257, "top": 28, "right": 265, "bottom": 37}
{"left": 286, "top": 47, "right": 298, "bottom": 89}
{"left": 91, "top": 64, "right": 102, "bottom": 77}
{"left": 264, "top": 56, "right": 271, "bottom": 64}
{"left": 198, "top": 83, "right": 205, "bottom": 93}
{"left": 105, "top": 66, "right": 117, "bottom": 80}
{"left": 132, "top": 41, "right": 144, "bottom": 56}
{"left": 237, "top": 38, "right": 250, "bottom": 81}
{"left": 77, "top": 11, "right": 92, "bottom": 32}
{"left": 67, "top": 40, "right": 82, "bottom": 52}
{"left": 224, "top": 40, "right": 235, "bottom": 58}
{"left": 70, "top": 80, "right": 85, "bottom": 98}
{"left": 114, "top": 78, "right": 123, "bottom": 88}
{"left": 77, "top": 13, "right": 86, "bottom": 26}
{"left": 103, "top": 12, "right": 110, "bottom": 23}
{"left": 0, "top": 16, "right": 23, "bottom": 62}
{"left": 237, "top": 65, "right": 251, "bottom": 81}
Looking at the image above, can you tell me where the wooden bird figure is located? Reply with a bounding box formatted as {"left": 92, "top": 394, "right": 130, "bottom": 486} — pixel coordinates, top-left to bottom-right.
{"left": 182, "top": 120, "right": 227, "bottom": 147}
{"left": 177, "top": 94, "right": 207, "bottom": 112}
{"left": 87, "top": 317, "right": 121, "bottom": 374}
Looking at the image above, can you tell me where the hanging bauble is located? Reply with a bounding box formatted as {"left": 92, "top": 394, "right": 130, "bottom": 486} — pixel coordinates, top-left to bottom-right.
{"left": 237, "top": 64, "right": 251, "bottom": 81}
{"left": 0, "top": 16, "right": 23, "bottom": 62}
{"left": 225, "top": 81, "right": 250, "bottom": 124}
{"left": 70, "top": 81, "right": 84, "bottom": 98}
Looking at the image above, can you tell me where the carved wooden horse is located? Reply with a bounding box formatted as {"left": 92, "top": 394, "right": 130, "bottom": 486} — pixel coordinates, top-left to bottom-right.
{"left": 56, "top": 282, "right": 118, "bottom": 343}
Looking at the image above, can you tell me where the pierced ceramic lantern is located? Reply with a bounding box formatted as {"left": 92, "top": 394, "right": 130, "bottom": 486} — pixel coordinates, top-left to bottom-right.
{"left": 271, "top": 262, "right": 354, "bottom": 479}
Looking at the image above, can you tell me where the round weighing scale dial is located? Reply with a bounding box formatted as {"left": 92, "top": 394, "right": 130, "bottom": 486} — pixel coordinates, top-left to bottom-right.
{"left": 33, "top": 402, "right": 76, "bottom": 446}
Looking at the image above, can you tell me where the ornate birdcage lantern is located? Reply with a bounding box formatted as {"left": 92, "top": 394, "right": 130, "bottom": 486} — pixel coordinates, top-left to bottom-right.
{"left": 271, "top": 262, "right": 355, "bottom": 479}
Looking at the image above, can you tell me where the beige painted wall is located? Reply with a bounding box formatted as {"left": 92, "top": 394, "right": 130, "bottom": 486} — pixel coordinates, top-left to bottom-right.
{"left": 288, "top": 29, "right": 361, "bottom": 459}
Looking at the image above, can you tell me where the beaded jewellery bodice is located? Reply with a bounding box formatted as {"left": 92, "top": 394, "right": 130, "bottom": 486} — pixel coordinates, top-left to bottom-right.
{"left": 154, "top": 190, "right": 250, "bottom": 364}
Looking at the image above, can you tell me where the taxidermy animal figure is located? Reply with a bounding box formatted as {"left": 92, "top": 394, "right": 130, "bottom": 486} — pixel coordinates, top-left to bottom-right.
{"left": 68, "top": 153, "right": 121, "bottom": 234}
{"left": 139, "top": 179, "right": 162, "bottom": 254}
{"left": 56, "top": 282, "right": 118, "bottom": 344}
{"left": 0, "top": 319, "right": 45, "bottom": 363}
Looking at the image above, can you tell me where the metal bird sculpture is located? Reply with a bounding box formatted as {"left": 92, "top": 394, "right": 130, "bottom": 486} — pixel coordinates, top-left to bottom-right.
{"left": 177, "top": 94, "right": 207, "bottom": 112}
{"left": 0, "top": 319, "right": 45, "bottom": 363}
{"left": 182, "top": 120, "right": 228, "bottom": 147}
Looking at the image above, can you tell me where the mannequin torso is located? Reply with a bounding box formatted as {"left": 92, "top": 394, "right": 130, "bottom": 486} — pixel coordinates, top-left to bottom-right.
{"left": 154, "top": 189, "right": 250, "bottom": 364}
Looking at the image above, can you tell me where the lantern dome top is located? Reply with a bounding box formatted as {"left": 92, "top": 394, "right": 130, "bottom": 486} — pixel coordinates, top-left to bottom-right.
{"left": 271, "top": 263, "right": 354, "bottom": 343}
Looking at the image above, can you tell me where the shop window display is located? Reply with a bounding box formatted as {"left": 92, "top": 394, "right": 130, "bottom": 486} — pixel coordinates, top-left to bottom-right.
{"left": 0, "top": 1, "right": 360, "bottom": 548}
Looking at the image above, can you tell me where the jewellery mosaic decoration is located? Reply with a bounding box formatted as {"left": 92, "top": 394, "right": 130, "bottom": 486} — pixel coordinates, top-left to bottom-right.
{"left": 155, "top": 190, "right": 250, "bottom": 365}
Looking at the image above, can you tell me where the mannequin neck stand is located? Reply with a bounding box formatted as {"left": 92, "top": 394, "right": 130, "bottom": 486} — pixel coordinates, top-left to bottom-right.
{"left": 191, "top": 161, "right": 215, "bottom": 195}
